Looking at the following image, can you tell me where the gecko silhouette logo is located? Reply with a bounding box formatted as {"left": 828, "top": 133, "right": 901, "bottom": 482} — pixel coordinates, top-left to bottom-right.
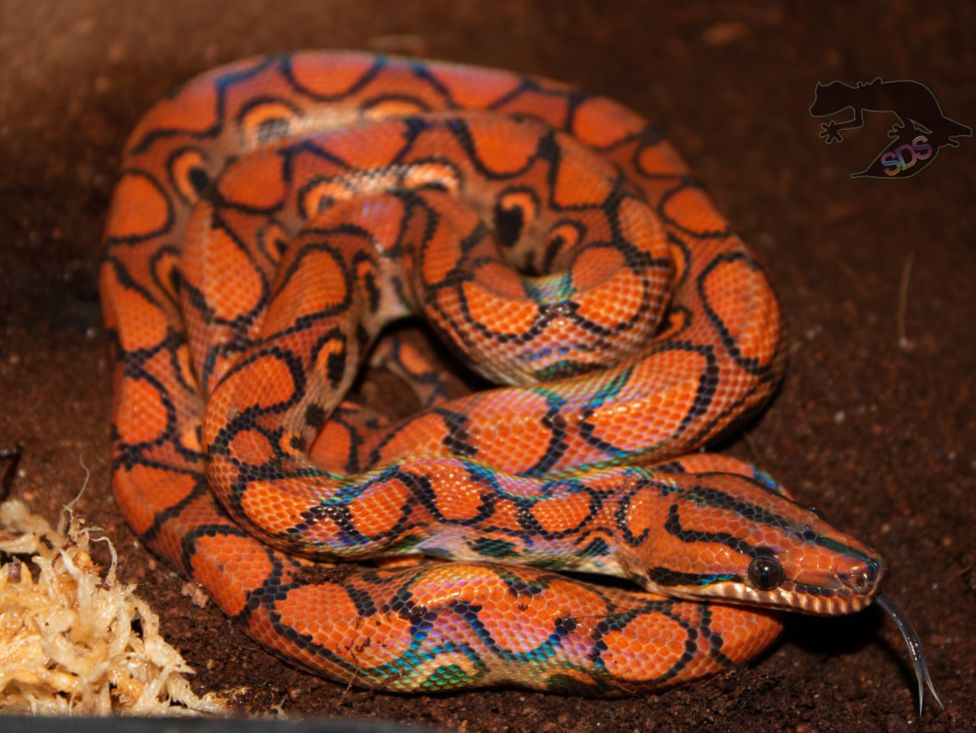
{"left": 810, "top": 78, "right": 971, "bottom": 179}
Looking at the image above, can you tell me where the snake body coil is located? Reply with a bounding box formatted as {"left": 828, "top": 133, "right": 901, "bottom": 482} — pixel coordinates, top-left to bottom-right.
{"left": 101, "top": 52, "right": 888, "bottom": 694}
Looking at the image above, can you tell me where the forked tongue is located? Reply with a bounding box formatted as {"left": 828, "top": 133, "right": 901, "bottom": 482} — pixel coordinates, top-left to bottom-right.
{"left": 875, "top": 593, "right": 944, "bottom": 716}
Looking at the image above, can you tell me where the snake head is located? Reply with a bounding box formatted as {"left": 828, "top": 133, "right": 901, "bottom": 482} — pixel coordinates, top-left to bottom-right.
{"left": 619, "top": 471, "right": 886, "bottom": 615}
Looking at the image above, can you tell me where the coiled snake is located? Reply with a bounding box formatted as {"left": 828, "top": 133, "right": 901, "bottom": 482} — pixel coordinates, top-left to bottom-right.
{"left": 99, "top": 51, "right": 939, "bottom": 706}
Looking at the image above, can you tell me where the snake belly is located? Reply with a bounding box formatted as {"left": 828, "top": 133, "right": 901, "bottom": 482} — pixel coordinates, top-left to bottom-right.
{"left": 100, "top": 51, "right": 794, "bottom": 694}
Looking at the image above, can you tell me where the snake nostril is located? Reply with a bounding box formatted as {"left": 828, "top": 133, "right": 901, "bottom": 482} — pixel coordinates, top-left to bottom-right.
{"left": 844, "top": 565, "right": 877, "bottom": 595}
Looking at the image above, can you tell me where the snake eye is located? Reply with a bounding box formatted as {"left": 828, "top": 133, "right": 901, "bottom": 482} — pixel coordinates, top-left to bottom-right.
{"left": 747, "top": 554, "right": 785, "bottom": 590}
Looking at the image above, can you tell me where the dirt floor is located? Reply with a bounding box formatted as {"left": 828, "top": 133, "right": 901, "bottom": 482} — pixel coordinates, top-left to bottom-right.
{"left": 2, "top": 1, "right": 974, "bottom": 731}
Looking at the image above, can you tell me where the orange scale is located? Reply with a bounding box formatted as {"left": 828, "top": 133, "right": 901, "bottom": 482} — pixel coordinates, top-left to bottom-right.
{"left": 529, "top": 490, "right": 593, "bottom": 535}
{"left": 217, "top": 152, "right": 285, "bottom": 210}
{"left": 417, "top": 219, "right": 465, "bottom": 286}
{"left": 620, "top": 484, "right": 670, "bottom": 544}
{"left": 373, "top": 412, "right": 449, "bottom": 463}
{"left": 659, "top": 453, "right": 754, "bottom": 476}
{"left": 700, "top": 259, "right": 780, "bottom": 367}
{"left": 238, "top": 478, "right": 317, "bottom": 538}
{"left": 179, "top": 205, "right": 213, "bottom": 287}
{"left": 681, "top": 506, "right": 746, "bottom": 549}
{"left": 706, "top": 606, "right": 783, "bottom": 663}
{"left": 664, "top": 600, "right": 707, "bottom": 630}
{"left": 584, "top": 373, "right": 702, "bottom": 452}
{"left": 142, "top": 347, "right": 180, "bottom": 385}
{"left": 467, "top": 120, "right": 540, "bottom": 175}
{"left": 290, "top": 52, "right": 378, "bottom": 98}
{"left": 114, "top": 464, "right": 197, "bottom": 535}
{"left": 263, "top": 250, "right": 349, "bottom": 334}
{"left": 310, "top": 420, "right": 353, "bottom": 470}
{"left": 465, "top": 391, "right": 552, "bottom": 473}
{"left": 434, "top": 66, "right": 521, "bottom": 109}
{"left": 553, "top": 153, "right": 613, "bottom": 208}
{"left": 227, "top": 427, "right": 277, "bottom": 465}
{"left": 409, "top": 461, "right": 487, "bottom": 523}
{"left": 102, "top": 272, "right": 169, "bottom": 351}
{"left": 325, "top": 122, "right": 410, "bottom": 170}
{"left": 663, "top": 186, "right": 727, "bottom": 234}
{"left": 407, "top": 564, "right": 506, "bottom": 607}
{"left": 243, "top": 605, "right": 309, "bottom": 666}
{"left": 631, "top": 346, "right": 709, "bottom": 394}
{"left": 200, "top": 227, "right": 266, "bottom": 322}
{"left": 636, "top": 142, "right": 689, "bottom": 177}
{"left": 341, "top": 612, "right": 417, "bottom": 669}
{"left": 575, "top": 269, "right": 646, "bottom": 331}
{"left": 471, "top": 260, "right": 525, "bottom": 299}
{"left": 567, "top": 245, "right": 620, "bottom": 292}
{"left": 545, "top": 575, "right": 610, "bottom": 614}
{"left": 460, "top": 280, "right": 536, "bottom": 336}
{"left": 105, "top": 173, "right": 172, "bottom": 239}
{"left": 274, "top": 581, "right": 356, "bottom": 638}
{"left": 601, "top": 610, "right": 689, "bottom": 681}
{"left": 475, "top": 590, "right": 568, "bottom": 655}
{"left": 348, "top": 477, "right": 411, "bottom": 536}
{"left": 402, "top": 131, "right": 466, "bottom": 172}
{"left": 485, "top": 498, "right": 522, "bottom": 533}
{"left": 116, "top": 377, "right": 169, "bottom": 445}
{"left": 215, "top": 352, "right": 298, "bottom": 411}
{"left": 573, "top": 96, "right": 645, "bottom": 149}
{"left": 618, "top": 196, "right": 669, "bottom": 256}
{"left": 189, "top": 532, "right": 274, "bottom": 617}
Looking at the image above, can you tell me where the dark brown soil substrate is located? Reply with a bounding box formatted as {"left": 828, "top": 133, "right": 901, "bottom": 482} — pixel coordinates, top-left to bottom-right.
{"left": 2, "top": 2, "right": 973, "bottom": 731}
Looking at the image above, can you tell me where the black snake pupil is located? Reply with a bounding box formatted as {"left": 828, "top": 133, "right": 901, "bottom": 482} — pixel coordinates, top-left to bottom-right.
{"left": 748, "top": 555, "right": 785, "bottom": 590}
